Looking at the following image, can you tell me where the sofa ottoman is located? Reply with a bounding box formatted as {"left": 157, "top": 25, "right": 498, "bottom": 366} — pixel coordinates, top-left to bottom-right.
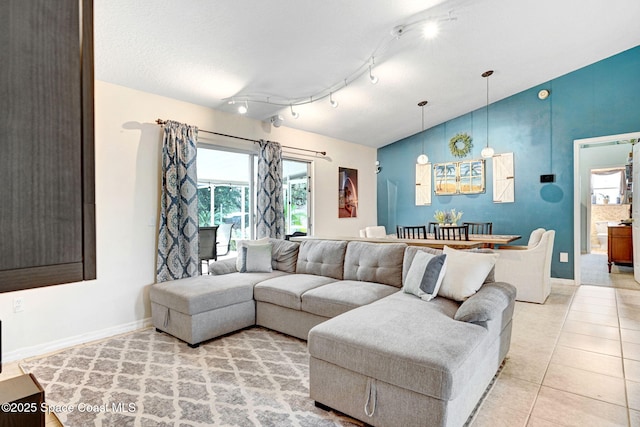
{"left": 150, "top": 271, "right": 287, "bottom": 346}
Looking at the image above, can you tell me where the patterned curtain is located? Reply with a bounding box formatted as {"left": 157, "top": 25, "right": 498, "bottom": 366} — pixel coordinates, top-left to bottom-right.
{"left": 156, "top": 120, "right": 199, "bottom": 282}
{"left": 256, "top": 140, "right": 284, "bottom": 239}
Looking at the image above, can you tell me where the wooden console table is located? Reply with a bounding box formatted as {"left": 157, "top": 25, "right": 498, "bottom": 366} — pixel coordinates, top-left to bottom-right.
{"left": 608, "top": 225, "right": 633, "bottom": 272}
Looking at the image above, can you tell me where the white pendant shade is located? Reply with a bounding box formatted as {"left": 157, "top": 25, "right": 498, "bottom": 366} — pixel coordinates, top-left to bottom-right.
{"left": 417, "top": 154, "right": 429, "bottom": 164}
{"left": 481, "top": 146, "right": 495, "bottom": 158}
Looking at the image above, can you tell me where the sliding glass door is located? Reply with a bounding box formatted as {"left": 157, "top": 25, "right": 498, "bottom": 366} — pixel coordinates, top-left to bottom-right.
{"left": 197, "top": 147, "right": 312, "bottom": 245}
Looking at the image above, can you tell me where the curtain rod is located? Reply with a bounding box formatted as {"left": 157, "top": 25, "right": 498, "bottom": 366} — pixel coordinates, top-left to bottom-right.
{"left": 155, "top": 119, "right": 326, "bottom": 156}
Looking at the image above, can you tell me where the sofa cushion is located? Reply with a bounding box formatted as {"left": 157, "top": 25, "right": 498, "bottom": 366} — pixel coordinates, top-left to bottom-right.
{"left": 438, "top": 246, "right": 499, "bottom": 301}
{"left": 403, "top": 251, "right": 447, "bottom": 301}
{"left": 150, "top": 271, "right": 287, "bottom": 315}
{"left": 301, "top": 280, "right": 399, "bottom": 318}
{"left": 402, "top": 246, "right": 444, "bottom": 283}
{"left": 343, "top": 241, "right": 407, "bottom": 288}
{"left": 269, "top": 238, "right": 300, "bottom": 273}
{"left": 308, "top": 292, "right": 488, "bottom": 400}
{"left": 455, "top": 282, "right": 517, "bottom": 325}
{"left": 296, "top": 240, "right": 347, "bottom": 280}
{"left": 254, "top": 274, "right": 337, "bottom": 310}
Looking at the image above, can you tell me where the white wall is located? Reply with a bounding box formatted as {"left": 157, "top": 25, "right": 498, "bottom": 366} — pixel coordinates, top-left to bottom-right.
{"left": 0, "top": 81, "right": 377, "bottom": 361}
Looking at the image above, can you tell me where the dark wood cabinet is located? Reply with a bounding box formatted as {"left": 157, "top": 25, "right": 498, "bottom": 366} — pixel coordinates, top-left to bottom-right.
{"left": 0, "top": 0, "right": 95, "bottom": 292}
{"left": 608, "top": 225, "right": 633, "bottom": 272}
{"left": 0, "top": 374, "right": 45, "bottom": 427}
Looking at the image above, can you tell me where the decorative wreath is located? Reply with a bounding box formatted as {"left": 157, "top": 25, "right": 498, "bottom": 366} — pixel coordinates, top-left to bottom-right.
{"left": 449, "top": 133, "right": 473, "bottom": 158}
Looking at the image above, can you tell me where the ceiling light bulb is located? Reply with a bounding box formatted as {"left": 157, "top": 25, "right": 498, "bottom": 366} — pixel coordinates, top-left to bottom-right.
{"left": 369, "top": 66, "right": 378, "bottom": 84}
{"left": 417, "top": 154, "right": 429, "bottom": 164}
{"left": 238, "top": 101, "right": 248, "bottom": 114}
{"left": 481, "top": 146, "right": 495, "bottom": 158}
{"left": 329, "top": 93, "right": 338, "bottom": 108}
{"left": 422, "top": 21, "right": 439, "bottom": 39}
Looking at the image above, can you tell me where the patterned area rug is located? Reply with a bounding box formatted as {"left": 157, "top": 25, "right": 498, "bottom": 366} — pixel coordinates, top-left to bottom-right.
{"left": 20, "top": 327, "right": 362, "bottom": 426}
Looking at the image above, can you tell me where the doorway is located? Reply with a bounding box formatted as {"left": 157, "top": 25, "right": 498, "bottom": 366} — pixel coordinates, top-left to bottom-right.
{"left": 574, "top": 132, "right": 640, "bottom": 288}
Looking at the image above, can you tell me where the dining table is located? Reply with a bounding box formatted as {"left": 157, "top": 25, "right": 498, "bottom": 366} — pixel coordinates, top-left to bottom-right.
{"left": 291, "top": 233, "right": 522, "bottom": 250}
{"left": 291, "top": 235, "right": 484, "bottom": 249}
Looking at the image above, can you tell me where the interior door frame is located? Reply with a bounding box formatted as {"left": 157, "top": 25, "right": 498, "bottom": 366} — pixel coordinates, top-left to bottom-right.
{"left": 573, "top": 131, "right": 640, "bottom": 285}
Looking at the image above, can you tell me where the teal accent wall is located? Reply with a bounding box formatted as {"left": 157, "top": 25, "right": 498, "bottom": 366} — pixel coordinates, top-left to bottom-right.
{"left": 377, "top": 45, "right": 640, "bottom": 279}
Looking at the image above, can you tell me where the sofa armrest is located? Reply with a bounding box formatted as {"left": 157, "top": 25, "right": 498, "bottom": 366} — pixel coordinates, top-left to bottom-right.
{"left": 454, "top": 282, "right": 516, "bottom": 325}
{"left": 208, "top": 258, "right": 237, "bottom": 275}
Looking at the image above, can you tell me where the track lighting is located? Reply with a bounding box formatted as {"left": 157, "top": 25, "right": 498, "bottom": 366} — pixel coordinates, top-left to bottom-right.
{"left": 290, "top": 105, "right": 299, "bottom": 119}
{"left": 368, "top": 65, "right": 378, "bottom": 84}
{"left": 329, "top": 92, "right": 338, "bottom": 108}
{"left": 269, "top": 114, "right": 284, "bottom": 127}
{"left": 416, "top": 101, "right": 429, "bottom": 164}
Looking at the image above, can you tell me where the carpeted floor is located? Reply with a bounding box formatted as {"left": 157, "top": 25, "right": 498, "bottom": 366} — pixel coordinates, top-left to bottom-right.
{"left": 20, "top": 327, "right": 362, "bottom": 427}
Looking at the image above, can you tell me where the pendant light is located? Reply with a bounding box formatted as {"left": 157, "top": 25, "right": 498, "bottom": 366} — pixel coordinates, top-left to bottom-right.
{"left": 416, "top": 100, "right": 429, "bottom": 164}
{"left": 481, "top": 70, "right": 495, "bottom": 158}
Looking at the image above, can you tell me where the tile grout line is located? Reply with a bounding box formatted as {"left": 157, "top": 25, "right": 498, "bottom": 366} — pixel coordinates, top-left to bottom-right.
{"left": 521, "top": 284, "right": 578, "bottom": 427}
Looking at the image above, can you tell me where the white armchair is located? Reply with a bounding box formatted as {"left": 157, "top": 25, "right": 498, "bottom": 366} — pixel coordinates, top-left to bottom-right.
{"left": 494, "top": 229, "right": 555, "bottom": 303}
{"left": 359, "top": 226, "right": 388, "bottom": 238}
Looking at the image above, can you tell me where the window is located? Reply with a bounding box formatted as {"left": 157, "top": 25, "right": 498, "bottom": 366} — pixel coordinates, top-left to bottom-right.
{"left": 591, "top": 168, "right": 625, "bottom": 205}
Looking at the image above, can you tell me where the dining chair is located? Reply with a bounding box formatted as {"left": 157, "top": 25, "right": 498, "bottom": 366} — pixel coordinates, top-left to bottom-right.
{"left": 396, "top": 225, "right": 427, "bottom": 239}
{"left": 427, "top": 222, "right": 439, "bottom": 237}
{"left": 463, "top": 222, "right": 493, "bottom": 235}
{"left": 216, "top": 223, "right": 234, "bottom": 258}
{"left": 198, "top": 226, "right": 219, "bottom": 274}
{"left": 435, "top": 224, "right": 469, "bottom": 241}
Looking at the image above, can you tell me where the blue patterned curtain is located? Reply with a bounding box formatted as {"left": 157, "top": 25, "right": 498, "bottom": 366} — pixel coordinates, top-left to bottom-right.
{"left": 156, "top": 120, "right": 199, "bottom": 282}
{"left": 256, "top": 140, "right": 284, "bottom": 238}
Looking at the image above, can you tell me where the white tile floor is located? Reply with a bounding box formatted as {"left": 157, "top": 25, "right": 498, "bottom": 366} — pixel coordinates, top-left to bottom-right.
{"left": 472, "top": 273, "right": 640, "bottom": 426}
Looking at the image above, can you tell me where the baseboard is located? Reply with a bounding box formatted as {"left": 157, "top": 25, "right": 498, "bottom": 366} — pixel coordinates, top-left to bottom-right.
{"left": 551, "top": 277, "right": 576, "bottom": 286}
{"left": 5, "top": 317, "right": 153, "bottom": 363}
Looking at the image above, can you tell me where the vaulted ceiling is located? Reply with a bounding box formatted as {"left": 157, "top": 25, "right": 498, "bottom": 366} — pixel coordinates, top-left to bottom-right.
{"left": 95, "top": 0, "right": 640, "bottom": 148}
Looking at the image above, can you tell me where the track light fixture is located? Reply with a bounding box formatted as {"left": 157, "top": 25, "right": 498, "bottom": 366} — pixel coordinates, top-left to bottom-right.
{"left": 290, "top": 105, "right": 299, "bottom": 119}
{"left": 223, "top": 9, "right": 456, "bottom": 116}
{"left": 269, "top": 114, "right": 284, "bottom": 127}
{"left": 329, "top": 92, "right": 338, "bottom": 108}
{"left": 416, "top": 100, "right": 429, "bottom": 165}
{"left": 368, "top": 57, "right": 379, "bottom": 84}
{"left": 481, "top": 70, "right": 495, "bottom": 158}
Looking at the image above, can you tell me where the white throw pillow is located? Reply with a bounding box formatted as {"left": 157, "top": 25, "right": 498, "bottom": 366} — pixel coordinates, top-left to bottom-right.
{"left": 236, "top": 237, "right": 270, "bottom": 271}
{"left": 239, "top": 243, "right": 273, "bottom": 273}
{"left": 438, "top": 246, "right": 499, "bottom": 301}
{"left": 403, "top": 251, "right": 447, "bottom": 301}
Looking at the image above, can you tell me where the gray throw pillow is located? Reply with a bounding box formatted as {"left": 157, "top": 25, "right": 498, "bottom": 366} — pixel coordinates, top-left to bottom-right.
{"left": 239, "top": 243, "right": 273, "bottom": 273}
{"left": 454, "top": 282, "right": 515, "bottom": 324}
{"left": 403, "top": 251, "right": 447, "bottom": 301}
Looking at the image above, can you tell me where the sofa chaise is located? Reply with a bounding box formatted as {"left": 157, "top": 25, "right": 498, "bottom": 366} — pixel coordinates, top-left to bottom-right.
{"left": 150, "top": 238, "right": 516, "bottom": 427}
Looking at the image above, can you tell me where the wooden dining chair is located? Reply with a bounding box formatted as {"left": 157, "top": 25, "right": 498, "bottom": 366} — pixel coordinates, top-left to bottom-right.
{"left": 463, "top": 222, "right": 493, "bottom": 235}
{"left": 427, "top": 222, "right": 439, "bottom": 238}
{"left": 435, "top": 224, "right": 469, "bottom": 241}
{"left": 396, "top": 225, "right": 427, "bottom": 239}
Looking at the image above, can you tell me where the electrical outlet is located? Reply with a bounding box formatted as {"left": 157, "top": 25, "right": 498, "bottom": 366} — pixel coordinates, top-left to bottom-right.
{"left": 560, "top": 252, "right": 569, "bottom": 263}
{"left": 13, "top": 297, "right": 24, "bottom": 313}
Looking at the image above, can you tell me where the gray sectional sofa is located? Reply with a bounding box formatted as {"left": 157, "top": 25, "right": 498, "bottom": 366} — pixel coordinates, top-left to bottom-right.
{"left": 150, "top": 238, "right": 516, "bottom": 427}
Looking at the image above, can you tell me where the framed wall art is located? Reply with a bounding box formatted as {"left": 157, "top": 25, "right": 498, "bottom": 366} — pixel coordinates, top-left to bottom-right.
{"left": 434, "top": 159, "right": 485, "bottom": 195}
{"left": 338, "top": 167, "right": 358, "bottom": 218}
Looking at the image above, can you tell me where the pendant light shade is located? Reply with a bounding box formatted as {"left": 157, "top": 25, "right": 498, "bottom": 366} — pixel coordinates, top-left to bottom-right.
{"left": 481, "top": 70, "right": 494, "bottom": 158}
{"left": 416, "top": 100, "right": 429, "bottom": 164}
